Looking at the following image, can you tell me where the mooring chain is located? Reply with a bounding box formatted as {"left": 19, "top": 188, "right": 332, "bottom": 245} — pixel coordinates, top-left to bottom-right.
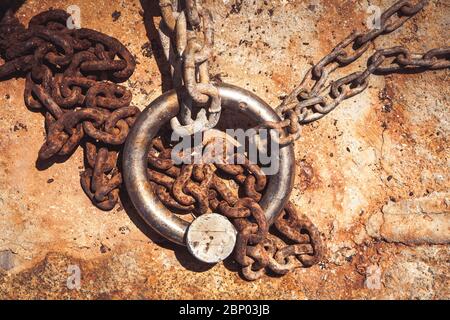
{"left": 156, "top": 0, "right": 326, "bottom": 278}
{"left": 158, "top": 0, "right": 221, "bottom": 135}
{"left": 262, "top": 0, "right": 449, "bottom": 145}
{"left": 2, "top": 1, "right": 448, "bottom": 282}
{"left": 0, "top": 9, "right": 138, "bottom": 210}
{"left": 146, "top": 137, "right": 323, "bottom": 280}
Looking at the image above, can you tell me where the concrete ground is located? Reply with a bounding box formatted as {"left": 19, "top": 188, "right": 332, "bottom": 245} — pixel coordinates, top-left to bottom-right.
{"left": 0, "top": 0, "right": 448, "bottom": 299}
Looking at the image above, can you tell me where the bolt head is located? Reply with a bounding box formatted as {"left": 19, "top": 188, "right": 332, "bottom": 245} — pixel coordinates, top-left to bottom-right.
{"left": 186, "top": 213, "right": 237, "bottom": 264}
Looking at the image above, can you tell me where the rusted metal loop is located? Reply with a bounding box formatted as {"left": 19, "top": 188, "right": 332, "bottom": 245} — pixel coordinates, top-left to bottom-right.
{"left": 355, "top": 0, "right": 426, "bottom": 47}
{"left": 422, "top": 47, "right": 450, "bottom": 60}
{"left": 123, "top": 83, "right": 295, "bottom": 245}
{"left": 399, "top": 0, "right": 428, "bottom": 16}
{"left": 170, "top": 108, "right": 208, "bottom": 136}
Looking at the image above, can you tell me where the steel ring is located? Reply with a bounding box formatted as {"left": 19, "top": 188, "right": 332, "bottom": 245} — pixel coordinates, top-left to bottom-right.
{"left": 123, "top": 83, "right": 295, "bottom": 245}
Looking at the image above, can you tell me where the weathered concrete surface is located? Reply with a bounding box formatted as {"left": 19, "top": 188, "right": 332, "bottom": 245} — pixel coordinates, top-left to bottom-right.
{"left": 367, "top": 192, "right": 450, "bottom": 245}
{"left": 0, "top": 0, "right": 449, "bottom": 299}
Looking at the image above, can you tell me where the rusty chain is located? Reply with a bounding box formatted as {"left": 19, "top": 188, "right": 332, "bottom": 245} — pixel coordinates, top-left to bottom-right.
{"left": 146, "top": 136, "right": 323, "bottom": 280}
{"left": 0, "top": 9, "right": 138, "bottom": 210}
{"left": 151, "top": 0, "right": 449, "bottom": 279}
{"left": 156, "top": 0, "right": 324, "bottom": 279}
{"left": 159, "top": 0, "right": 221, "bottom": 135}
{"left": 2, "top": 1, "right": 447, "bottom": 281}
{"left": 266, "top": 0, "right": 450, "bottom": 145}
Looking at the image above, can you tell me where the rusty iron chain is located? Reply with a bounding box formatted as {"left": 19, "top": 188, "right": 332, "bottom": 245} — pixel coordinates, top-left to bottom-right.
{"left": 4, "top": 1, "right": 447, "bottom": 281}
{"left": 158, "top": 0, "right": 347, "bottom": 279}
{"left": 0, "top": 9, "right": 138, "bottom": 210}
{"left": 159, "top": 0, "right": 221, "bottom": 135}
{"left": 146, "top": 136, "right": 323, "bottom": 280}
{"left": 266, "top": 0, "right": 450, "bottom": 145}
{"left": 149, "top": 0, "right": 450, "bottom": 279}
{"left": 156, "top": 2, "right": 324, "bottom": 279}
{"left": 0, "top": 5, "right": 312, "bottom": 281}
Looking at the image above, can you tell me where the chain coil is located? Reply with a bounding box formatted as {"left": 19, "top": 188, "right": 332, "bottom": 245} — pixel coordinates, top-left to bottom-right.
{"left": 146, "top": 135, "right": 323, "bottom": 280}
{"left": 0, "top": 9, "right": 138, "bottom": 210}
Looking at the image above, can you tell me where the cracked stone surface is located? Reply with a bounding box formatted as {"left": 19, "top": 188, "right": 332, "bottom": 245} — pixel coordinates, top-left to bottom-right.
{"left": 0, "top": 0, "right": 449, "bottom": 299}
{"left": 367, "top": 192, "right": 450, "bottom": 245}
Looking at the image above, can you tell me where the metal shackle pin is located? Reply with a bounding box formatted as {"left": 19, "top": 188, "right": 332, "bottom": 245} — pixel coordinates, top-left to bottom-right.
{"left": 123, "top": 83, "right": 295, "bottom": 263}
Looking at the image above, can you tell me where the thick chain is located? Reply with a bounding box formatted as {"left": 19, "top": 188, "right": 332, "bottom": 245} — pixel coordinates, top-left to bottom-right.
{"left": 0, "top": 5, "right": 323, "bottom": 281}
{"left": 268, "top": 0, "right": 449, "bottom": 145}
{"left": 4, "top": 1, "right": 446, "bottom": 281}
{"left": 0, "top": 9, "right": 138, "bottom": 210}
{"left": 159, "top": 0, "right": 221, "bottom": 135}
{"left": 146, "top": 136, "right": 323, "bottom": 280}
{"left": 156, "top": 2, "right": 324, "bottom": 279}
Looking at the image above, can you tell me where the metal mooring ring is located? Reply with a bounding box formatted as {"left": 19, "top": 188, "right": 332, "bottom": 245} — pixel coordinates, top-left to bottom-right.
{"left": 123, "top": 83, "right": 295, "bottom": 245}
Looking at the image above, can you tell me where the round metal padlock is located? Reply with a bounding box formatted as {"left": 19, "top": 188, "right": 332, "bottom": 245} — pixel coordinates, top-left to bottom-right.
{"left": 123, "top": 83, "right": 295, "bottom": 263}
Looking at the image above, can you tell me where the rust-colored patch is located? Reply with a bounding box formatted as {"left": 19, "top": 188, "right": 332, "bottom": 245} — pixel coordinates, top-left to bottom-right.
{"left": 315, "top": 1, "right": 363, "bottom": 55}
{"left": 297, "top": 159, "right": 321, "bottom": 192}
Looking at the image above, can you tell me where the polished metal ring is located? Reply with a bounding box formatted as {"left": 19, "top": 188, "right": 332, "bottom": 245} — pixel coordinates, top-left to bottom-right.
{"left": 123, "top": 83, "right": 295, "bottom": 245}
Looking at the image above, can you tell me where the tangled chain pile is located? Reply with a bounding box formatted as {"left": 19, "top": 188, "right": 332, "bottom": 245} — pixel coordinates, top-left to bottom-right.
{"left": 147, "top": 136, "right": 323, "bottom": 280}
{"left": 0, "top": 9, "right": 138, "bottom": 210}
{"left": 0, "top": 7, "right": 323, "bottom": 280}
